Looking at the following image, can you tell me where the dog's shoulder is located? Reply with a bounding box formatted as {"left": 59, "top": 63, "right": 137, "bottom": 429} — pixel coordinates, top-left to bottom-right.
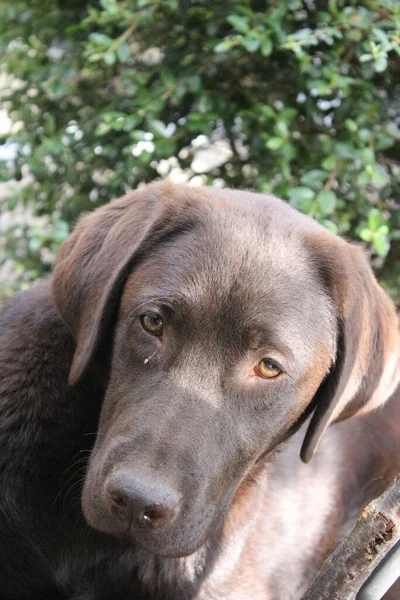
{"left": 0, "top": 282, "right": 101, "bottom": 474}
{"left": 0, "top": 280, "right": 75, "bottom": 395}
{"left": 1, "top": 278, "right": 66, "bottom": 332}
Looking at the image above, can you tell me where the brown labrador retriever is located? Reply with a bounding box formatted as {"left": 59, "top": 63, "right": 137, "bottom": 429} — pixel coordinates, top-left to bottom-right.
{"left": 0, "top": 181, "right": 399, "bottom": 600}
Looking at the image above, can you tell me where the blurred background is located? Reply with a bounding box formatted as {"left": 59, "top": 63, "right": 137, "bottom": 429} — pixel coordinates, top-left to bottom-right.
{"left": 0, "top": 0, "right": 399, "bottom": 302}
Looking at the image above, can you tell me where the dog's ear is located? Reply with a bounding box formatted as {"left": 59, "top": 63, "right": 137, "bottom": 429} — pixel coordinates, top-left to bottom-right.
{"left": 51, "top": 181, "right": 197, "bottom": 386}
{"left": 300, "top": 235, "right": 400, "bottom": 463}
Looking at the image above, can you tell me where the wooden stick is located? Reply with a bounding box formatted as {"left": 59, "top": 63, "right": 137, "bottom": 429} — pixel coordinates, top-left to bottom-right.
{"left": 301, "top": 478, "right": 400, "bottom": 600}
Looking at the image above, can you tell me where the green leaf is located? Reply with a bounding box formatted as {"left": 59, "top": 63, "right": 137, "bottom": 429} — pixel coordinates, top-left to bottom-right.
{"left": 28, "top": 237, "right": 41, "bottom": 252}
{"left": 356, "top": 171, "right": 370, "bottom": 186}
{"left": 359, "top": 228, "right": 373, "bottom": 243}
{"left": 102, "top": 111, "right": 126, "bottom": 124}
{"left": 274, "top": 120, "right": 289, "bottom": 137}
{"left": 300, "top": 170, "right": 326, "bottom": 187}
{"left": 308, "top": 79, "right": 331, "bottom": 96}
{"left": 334, "top": 142, "right": 352, "bottom": 159}
{"left": 281, "top": 142, "right": 296, "bottom": 161}
{"left": 379, "top": 225, "right": 389, "bottom": 236}
{"left": 288, "top": 187, "right": 315, "bottom": 212}
{"left": 124, "top": 115, "right": 141, "bottom": 130}
{"left": 95, "top": 122, "right": 111, "bottom": 136}
{"left": 321, "top": 220, "right": 338, "bottom": 234}
{"left": 214, "top": 40, "right": 233, "bottom": 53}
{"left": 187, "top": 75, "right": 201, "bottom": 92}
{"left": 260, "top": 105, "right": 276, "bottom": 118}
{"left": 280, "top": 108, "right": 297, "bottom": 121}
{"left": 374, "top": 56, "right": 388, "bottom": 73}
{"left": 44, "top": 115, "right": 56, "bottom": 136}
{"left": 373, "top": 234, "right": 390, "bottom": 257}
{"left": 345, "top": 119, "right": 357, "bottom": 133}
{"left": 148, "top": 119, "right": 167, "bottom": 137}
{"left": 50, "top": 79, "right": 66, "bottom": 98}
{"left": 87, "top": 52, "right": 104, "bottom": 63}
{"left": 227, "top": 15, "right": 249, "bottom": 34}
{"left": 317, "top": 190, "right": 337, "bottom": 214}
{"left": 241, "top": 37, "right": 261, "bottom": 53}
{"left": 358, "top": 128, "right": 371, "bottom": 143}
{"left": 371, "top": 165, "right": 389, "bottom": 188}
{"left": 100, "top": 0, "right": 114, "bottom": 10}
{"left": 261, "top": 37, "right": 273, "bottom": 56}
{"left": 89, "top": 32, "right": 113, "bottom": 47}
{"left": 322, "top": 156, "right": 337, "bottom": 171}
{"left": 104, "top": 52, "right": 116, "bottom": 65}
{"left": 116, "top": 43, "right": 130, "bottom": 63}
{"left": 368, "top": 209, "right": 383, "bottom": 231}
{"left": 372, "top": 29, "right": 390, "bottom": 45}
{"left": 360, "top": 53, "right": 372, "bottom": 63}
{"left": 361, "top": 148, "right": 375, "bottom": 164}
{"left": 130, "top": 129, "right": 150, "bottom": 142}
{"left": 266, "top": 137, "right": 284, "bottom": 150}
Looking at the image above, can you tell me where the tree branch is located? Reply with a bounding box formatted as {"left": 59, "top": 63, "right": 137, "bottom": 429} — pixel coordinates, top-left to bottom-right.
{"left": 301, "top": 478, "right": 400, "bottom": 600}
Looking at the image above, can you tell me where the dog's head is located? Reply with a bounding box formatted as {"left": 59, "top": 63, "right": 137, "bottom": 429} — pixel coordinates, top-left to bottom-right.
{"left": 51, "top": 182, "right": 400, "bottom": 557}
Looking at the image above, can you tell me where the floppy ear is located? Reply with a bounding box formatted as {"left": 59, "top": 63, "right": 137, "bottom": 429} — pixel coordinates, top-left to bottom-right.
{"left": 51, "top": 181, "right": 196, "bottom": 386}
{"left": 300, "top": 236, "right": 400, "bottom": 463}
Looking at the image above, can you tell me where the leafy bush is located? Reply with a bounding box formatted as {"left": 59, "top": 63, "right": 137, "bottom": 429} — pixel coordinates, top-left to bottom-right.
{"left": 1, "top": 0, "right": 399, "bottom": 299}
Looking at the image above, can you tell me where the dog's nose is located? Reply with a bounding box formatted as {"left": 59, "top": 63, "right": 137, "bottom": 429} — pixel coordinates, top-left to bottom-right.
{"left": 105, "top": 470, "right": 181, "bottom": 529}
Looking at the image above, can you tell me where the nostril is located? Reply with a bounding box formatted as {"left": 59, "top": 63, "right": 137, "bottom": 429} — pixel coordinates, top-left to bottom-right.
{"left": 104, "top": 471, "right": 181, "bottom": 531}
{"left": 110, "top": 491, "right": 127, "bottom": 509}
{"left": 143, "top": 507, "right": 161, "bottom": 523}
{"left": 105, "top": 485, "right": 132, "bottom": 523}
{"left": 139, "top": 504, "right": 177, "bottom": 529}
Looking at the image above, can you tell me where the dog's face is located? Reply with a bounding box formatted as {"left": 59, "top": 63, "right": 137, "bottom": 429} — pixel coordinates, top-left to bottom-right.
{"left": 82, "top": 202, "right": 335, "bottom": 556}
{"left": 52, "top": 183, "right": 399, "bottom": 558}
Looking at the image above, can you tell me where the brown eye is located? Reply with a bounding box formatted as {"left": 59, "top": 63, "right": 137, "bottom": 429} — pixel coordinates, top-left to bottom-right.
{"left": 140, "top": 313, "right": 164, "bottom": 336}
{"left": 257, "top": 358, "right": 282, "bottom": 379}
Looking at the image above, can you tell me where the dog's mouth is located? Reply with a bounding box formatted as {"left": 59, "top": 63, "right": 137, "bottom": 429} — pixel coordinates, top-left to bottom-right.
{"left": 125, "top": 516, "right": 222, "bottom": 559}
{"left": 82, "top": 477, "right": 231, "bottom": 559}
{"left": 86, "top": 503, "right": 226, "bottom": 559}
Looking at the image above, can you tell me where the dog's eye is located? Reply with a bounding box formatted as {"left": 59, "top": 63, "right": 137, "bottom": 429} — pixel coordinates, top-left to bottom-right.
{"left": 257, "top": 358, "right": 282, "bottom": 379}
{"left": 140, "top": 313, "right": 164, "bottom": 336}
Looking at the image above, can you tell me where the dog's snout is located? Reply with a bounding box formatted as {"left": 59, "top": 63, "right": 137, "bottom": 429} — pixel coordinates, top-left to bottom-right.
{"left": 105, "top": 470, "right": 181, "bottom": 530}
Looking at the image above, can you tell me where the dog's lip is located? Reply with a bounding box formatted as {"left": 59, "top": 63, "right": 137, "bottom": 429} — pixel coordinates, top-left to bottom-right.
{"left": 89, "top": 497, "right": 227, "bottom": 558}
{"left": 122, "top": 512, "right": 223, "bottom": 559}
{"left": 98, "top": 519, "right": 206, "bottom": 558}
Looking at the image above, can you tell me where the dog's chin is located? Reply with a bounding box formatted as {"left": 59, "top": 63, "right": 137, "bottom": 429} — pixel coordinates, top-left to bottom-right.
{"left": 120, "top": 516, "right": 218, "bottom": 558}
{"left": 131, "top": 535, "right": 206, "bottom": 559}
{"left": 83, "top": 503, "right": 218, "bottom": 559}
{"left": 91, "top": 523, "right": 209, "bottom": 559}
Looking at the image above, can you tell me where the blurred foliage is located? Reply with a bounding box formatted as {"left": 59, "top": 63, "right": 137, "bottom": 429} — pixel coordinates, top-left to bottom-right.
{"left": 0, "top": 0, "right": 399, "bottom": 300}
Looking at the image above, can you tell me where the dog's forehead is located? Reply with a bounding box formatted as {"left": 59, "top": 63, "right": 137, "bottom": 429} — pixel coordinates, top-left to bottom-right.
{"left": 157, "top": 189, "right": 321, "bottom": 306}
{"left": 122, "top": 189, "right": 335, "bottom": 356}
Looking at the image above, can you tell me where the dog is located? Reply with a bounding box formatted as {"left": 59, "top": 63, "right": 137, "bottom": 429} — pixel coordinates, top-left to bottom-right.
{"left": 0, "top": 181, "right": 399, "bottom": 600}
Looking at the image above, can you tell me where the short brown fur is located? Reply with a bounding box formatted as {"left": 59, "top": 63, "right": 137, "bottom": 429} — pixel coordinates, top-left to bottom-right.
{"left": 0, "top": 181, "right": 399, "bottom": 600}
